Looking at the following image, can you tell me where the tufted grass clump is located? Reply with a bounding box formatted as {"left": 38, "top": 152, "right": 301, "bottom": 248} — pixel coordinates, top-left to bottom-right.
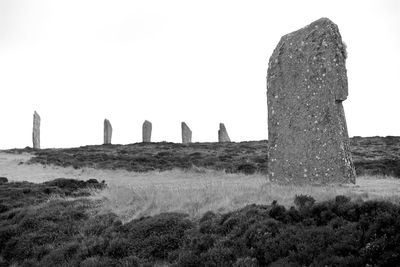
{"left": 1, "top": 175, "right": 400, "bottom": 266}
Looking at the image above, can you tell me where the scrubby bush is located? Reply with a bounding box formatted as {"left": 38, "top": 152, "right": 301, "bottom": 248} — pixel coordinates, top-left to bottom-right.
{"left": 236, "top": 163, "right": 257, "bottom": 175}
{"left": 20, "top": 137, "right": 400, "bottom": 177}
{"left": 294, "top": 194, "right": 316, "bottom": 210}
{"left": 120, "top": 212, "right": 194, "bottom": 260}
{"left": 2, "top": 178, "right": 400, "bottom": 266}
{"left": 176, "top": 199, "right": 400, "bottom": 266}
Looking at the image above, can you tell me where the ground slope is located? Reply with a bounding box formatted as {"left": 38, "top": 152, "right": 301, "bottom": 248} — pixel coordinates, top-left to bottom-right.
{"left": 6, "top": 136, "right": 400, "bottom": 177}
{"left": 1, "top": 178, "right": 400, "bottom": 266}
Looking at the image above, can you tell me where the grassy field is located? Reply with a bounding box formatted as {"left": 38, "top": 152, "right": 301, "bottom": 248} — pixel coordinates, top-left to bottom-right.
{"left": 1, "top": 176, "right": 400, "bottom": 266}
{"left": 97, "top": 170, "right": 400, "bottom": 222}
{"left": 6, "top": 136, "right": 400, "bottom": 177}
{"left": 1, "top": 151, "right": 400, "bottom": 222}
{"left": 1, "top": 141, "right": 400, "bottom": 266}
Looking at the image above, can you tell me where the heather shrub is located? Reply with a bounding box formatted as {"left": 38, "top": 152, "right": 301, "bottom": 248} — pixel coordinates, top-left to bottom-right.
{"left": 294, "top": 194, "right": 316, "bottom": 210}
{"left": 120, "top": 212, "right": 193, "bottom": 260}
{"left": 233, "top": 257, "right": 258, "bottom": 267}
{"left": 176, "top": 200, "right": 400, "bottom": 266}
{"left": 236, "top": 163, "right": 257, "bottom": 175}
{"left": 2, "top": 178, "right": 400, "bottom": 266}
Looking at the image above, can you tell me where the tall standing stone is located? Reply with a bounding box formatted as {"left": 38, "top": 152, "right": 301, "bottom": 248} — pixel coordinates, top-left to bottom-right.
{"left": 104, "top": 119, "right": 112, "bottom": 144}
{"left": 218, "top": 123, "right": 231, "bottom": 142}
{"left": 267, "top": 18, "right": 355, "bottom": 184}
{"left": 142, "top": 120, "right": 152, "bottom": 142}
{"left": 181, "top": 122, "right": 192, "bottom": 143}
{"left": 32, "top": 111, "right": 41, "bottom": 149}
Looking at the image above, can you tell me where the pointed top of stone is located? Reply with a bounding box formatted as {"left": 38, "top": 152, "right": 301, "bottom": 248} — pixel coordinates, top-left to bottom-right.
{"left": 270, "top": 17, "right": 348, "bottom": 102}
{"left": 284, "top": 18, "right": 341, "bottom": 40}
{"left": 181, "top": 122, "right": 192, "bottom": 144}
{"left": 218, "top": 123, "right": 231, "bottom": 142}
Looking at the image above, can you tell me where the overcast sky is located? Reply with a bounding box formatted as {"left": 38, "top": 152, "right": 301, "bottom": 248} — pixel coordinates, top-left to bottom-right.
{"left": 1, "top": 0, "right": 399, "bottom": 148}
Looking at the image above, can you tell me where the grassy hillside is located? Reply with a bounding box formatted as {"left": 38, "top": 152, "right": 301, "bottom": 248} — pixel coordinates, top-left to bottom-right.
{"left": 9, "top": 136, "right": 400, "bottom": 177}
{"left": 1, "top": 178, "right": 400, "bottom": 266}
{"left": 2, "top": 137, "right": 400, "bottom": 266}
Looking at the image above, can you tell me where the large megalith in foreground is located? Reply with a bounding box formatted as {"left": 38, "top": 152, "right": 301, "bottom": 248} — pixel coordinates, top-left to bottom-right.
{"left": 218, "top": 123, "right": 231, "bottom": 142}
{"left": 267, "top": 18, "right": 355, "bottom": 184}
{"left": 181, "top": 122, "right": 192, "bottom": 143}
{"left": 104, "top": 119, "right": 112, "bottom": 144}
{"left": 142, "top": 120, "right": 152, "bottom": 142}
{"left": 32, "top": 111, "right": 41, "bottom": 149}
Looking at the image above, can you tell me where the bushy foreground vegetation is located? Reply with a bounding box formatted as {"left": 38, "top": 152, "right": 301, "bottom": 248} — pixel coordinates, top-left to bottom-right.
{"left": 1, "top": 178, "right": 400, "bottom": 266}
{"left": 6, "top": 136, "right": 400, "bottom": 177}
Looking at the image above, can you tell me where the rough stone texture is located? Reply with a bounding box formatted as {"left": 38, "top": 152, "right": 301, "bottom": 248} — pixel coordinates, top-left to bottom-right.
{"left": 143, "top": 120, "right": 152, "bottom": 142}
{"left": 104, "top": 119, "right": 112, "bottom": 145}
{"left": 267, "top": 18, "right": 356, "bottom": 184}
{"left": 181, "top": 122, "right": 192, "bottom": 143}
{"left": 218, "top": 123, "right": 231, "bottom": 142}
{"left": 32, "top": 111, "right": 41, "bottom": 149}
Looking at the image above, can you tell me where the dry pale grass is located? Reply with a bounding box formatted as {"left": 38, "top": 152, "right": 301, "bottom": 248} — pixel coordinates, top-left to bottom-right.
{"left": 95, "top": 169, "right": 400, "bottom": 222}
{"left": 2, "top": 152, "right": 400, "bottom": 222}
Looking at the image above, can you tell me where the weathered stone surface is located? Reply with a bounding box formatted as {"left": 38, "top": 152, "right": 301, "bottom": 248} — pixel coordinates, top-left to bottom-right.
{"left": 32, "top": 111, "right": 41, "bottom": 149}
{"left": 142, "top": 120, "right": 152, "bottom": 142}
{"left": 181, "top": 122, "right": 192, "bottom": 143}
{"left": 267, "top": 18, "right": 356, "bottom": 184}
{"left": 104, "top": 119, "right": 112, "bottom": 144}
{"left": 218, "top": 123, "right": 231, "bottom": 142}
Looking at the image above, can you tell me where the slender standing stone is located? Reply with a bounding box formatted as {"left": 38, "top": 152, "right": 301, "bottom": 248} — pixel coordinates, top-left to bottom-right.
{"left": 32, "top": 111, "right": 41, "bottom": 149}
{"left": 142, "top": 120, "right": 152, "bottom": 142}
{"left": 218, "top": 123, "right": 231, "bottom": 142}
{"left": 104, "top": 119, "right": 112, "bottom": 144}
{"left": 181, "top": 122, "right": 192, "bottom": 143}
{"left": 267, "top": 18, "right": 356, "bottom": 184}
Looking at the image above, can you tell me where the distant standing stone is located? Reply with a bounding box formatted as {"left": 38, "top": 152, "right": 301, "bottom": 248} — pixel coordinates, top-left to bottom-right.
{"left": 32, "top": 111, "right": 41, "bottom": 149}
{"left": 218, "top": 123, "right": 231, "bottom": 142}
{"left": 181, "top": 122, "right": 192, "bottom": 143}
{"left": 104, "top": 119, "right": 112, "bottom": 144}
{"left": 142, "top": 120, "right": 152, "bottom": 142}
{"left": 267, "top": 18, "right": 356, "bottom": 184}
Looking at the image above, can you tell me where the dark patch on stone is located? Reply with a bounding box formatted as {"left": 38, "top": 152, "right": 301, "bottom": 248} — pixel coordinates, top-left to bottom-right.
{"left": 267, "top": 18, "right": 356, "bottom": 184}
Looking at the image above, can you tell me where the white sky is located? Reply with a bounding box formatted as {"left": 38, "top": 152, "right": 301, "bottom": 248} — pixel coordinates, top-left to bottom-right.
{"left": 1, "top": 0, "right": 399, "bottom": 148}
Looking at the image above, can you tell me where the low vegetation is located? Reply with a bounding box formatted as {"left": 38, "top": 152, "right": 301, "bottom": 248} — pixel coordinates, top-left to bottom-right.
{"left": 98, "top": 172, "right": 400, "bottom": 221}
{"left": 5, "top": 136, "right": 399, "bottom": 177}
{"left": 1, "top": 136, "right": 400, "bottom": 265}
{"left": 1, "top": 178, "right": 400, "bottom": 266}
